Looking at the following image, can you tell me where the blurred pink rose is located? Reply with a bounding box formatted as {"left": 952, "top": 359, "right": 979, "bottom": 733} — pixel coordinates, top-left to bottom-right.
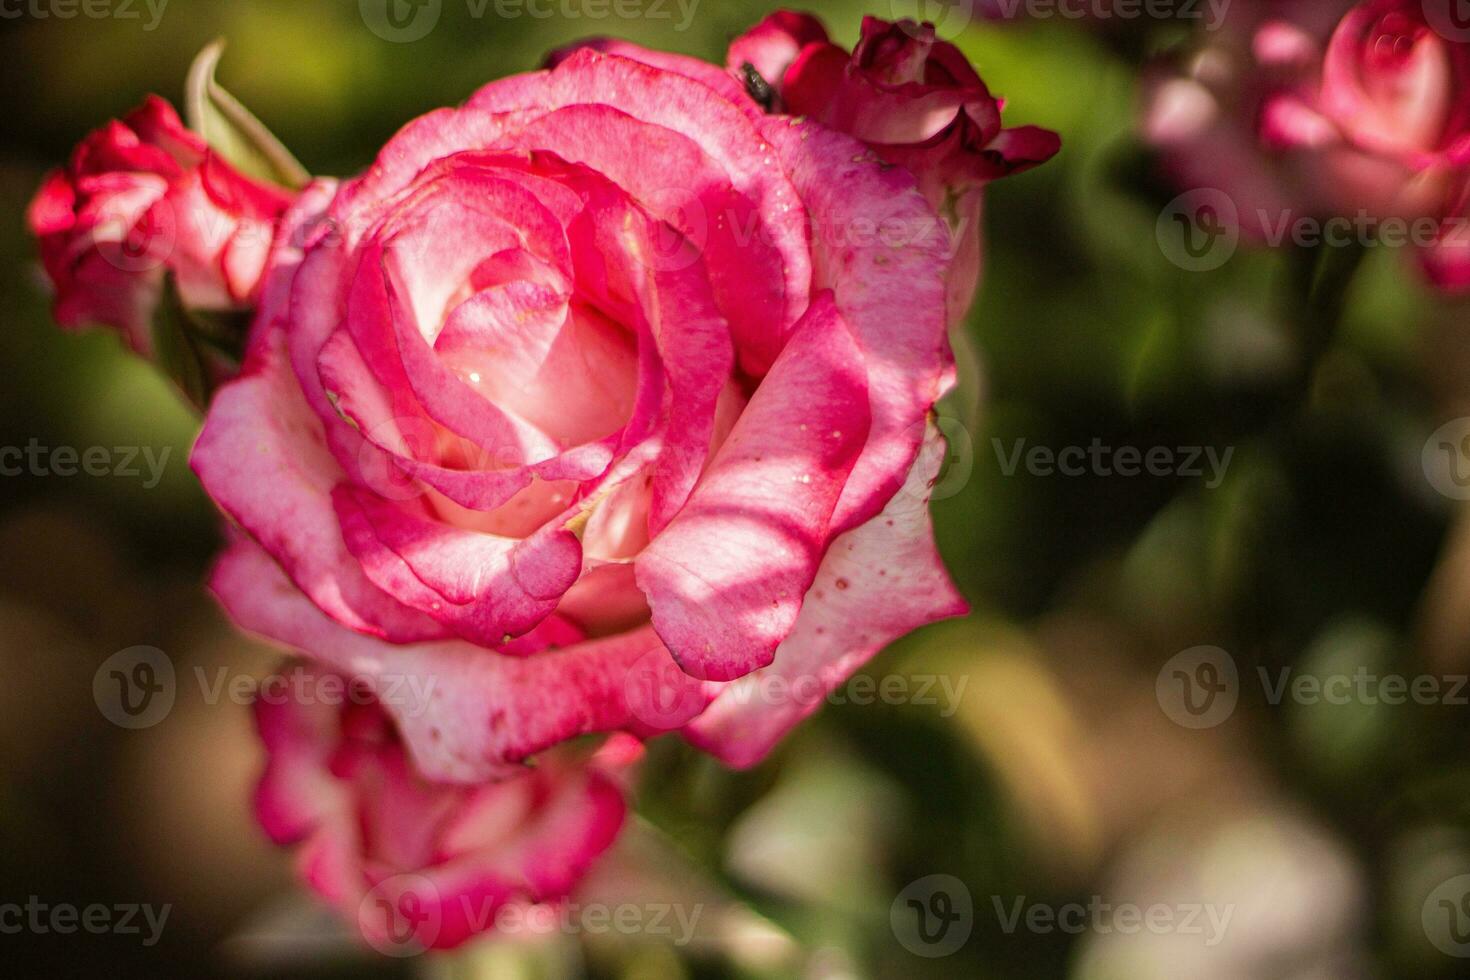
{"left": 27, "top": 96, "right": 292, "bottom": 354}
{"left": 253, "top": 667, "right": 638, "bottom": 952}
{"left": 1143, "top": 0, "right": 1470, "bottom": 289}
{"left": 729, "top": 13, "right": 1060, "bottom": 321}
{"left": 1260, "top": 0, "right": 1470, "bottom": 218}
{"left": 194, "top": 37, "right": 968, "bottom": 782}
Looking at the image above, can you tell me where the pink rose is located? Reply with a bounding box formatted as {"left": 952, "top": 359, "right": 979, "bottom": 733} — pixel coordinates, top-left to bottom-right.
{"left": 1142, "top": 0, "right": 1470, "bottom": 289}
{"left": 1260, "top": 0, "right": 1470, "bottom": 220}
{"left": 194, "top": 40, "right": 969, "bottom": 782}
{"left": 253, "top": 666, "right": 636, "bottom": 952}
{"left": 27, "top": 96, "right": 292, "bottom": 354}
{"left": 729, "top": 13, "right": 1060, "bottom": 321}
{"left": 1141, "top": 2, "right": 1348, "bottom": 239}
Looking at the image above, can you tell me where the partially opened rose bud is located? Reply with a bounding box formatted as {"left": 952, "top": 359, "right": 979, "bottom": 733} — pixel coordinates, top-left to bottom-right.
{"left": 26, "top": 96, "right": 292, "bottom": 366}
{"left": 252, "top": 665, "right": 638, "bottom": 952}
{"left": 729, "top": 14, "right": 1060, "bottom": 322}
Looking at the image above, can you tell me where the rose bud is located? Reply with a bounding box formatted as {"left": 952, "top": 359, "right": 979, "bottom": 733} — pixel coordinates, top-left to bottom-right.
{"left": 728, "top": 13, "right": 1060, "bottom": 321}
{"left": 252, "top": 666, "right": 638, "bottom": 952}
{"left": 27, "top": 96, "right": 292, "bottom": 358}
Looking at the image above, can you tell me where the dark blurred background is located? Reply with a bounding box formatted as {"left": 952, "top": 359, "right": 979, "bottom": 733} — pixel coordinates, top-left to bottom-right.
{"left": 4, "top": 2, "right": 1470, "bottom": 978}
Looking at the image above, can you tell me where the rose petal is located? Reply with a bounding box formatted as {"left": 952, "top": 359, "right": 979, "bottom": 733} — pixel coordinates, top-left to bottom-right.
{"left": 636, "top": 292, "right": 869, "bottom": 681}
{"left": 683, "top": 424, "right": 968, "bottom": 766}
{"left": 212, "top": 536, "right": 709, "bottom": 782}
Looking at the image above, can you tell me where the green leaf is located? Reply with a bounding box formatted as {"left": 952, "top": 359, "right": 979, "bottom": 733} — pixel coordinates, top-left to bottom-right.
{"left": 149, "top": 276, "right": 246, "bottom": 413}
{"left": 185, "top": 39, "right": 309, "bottom": 190}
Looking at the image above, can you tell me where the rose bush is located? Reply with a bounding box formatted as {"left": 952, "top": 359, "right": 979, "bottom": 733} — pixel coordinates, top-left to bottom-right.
{"left": 254, "top": 666, "right": 638, "bottom": 952}
{"left": 32, "top": 14, "right": 1061, "bottom": 952}
{"left": 192, "top": 29, "right": 989, "bottom": 785}
{"left": 27, "top": 96, "right": 291, "bottom": 354}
